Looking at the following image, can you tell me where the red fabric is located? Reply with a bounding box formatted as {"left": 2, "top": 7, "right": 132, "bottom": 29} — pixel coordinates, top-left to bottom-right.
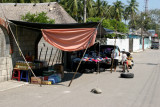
{"left": 0, "top": 18, "right": 9, "bottom": 32}
{"left": 41, "top": 28, "right": 97, "bottom": 51}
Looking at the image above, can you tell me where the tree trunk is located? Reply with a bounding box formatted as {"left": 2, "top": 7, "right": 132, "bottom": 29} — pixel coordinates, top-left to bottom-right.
{"left": 83, "top": 0, "right": 86, "bottom": 23}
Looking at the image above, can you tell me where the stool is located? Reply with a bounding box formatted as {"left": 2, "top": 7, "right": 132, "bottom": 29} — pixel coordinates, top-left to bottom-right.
{"left": 20, "top": 70, "right": 29, "bottom": 82}
{"left": 12, "top": 69, "right": 21, "bottom": 81}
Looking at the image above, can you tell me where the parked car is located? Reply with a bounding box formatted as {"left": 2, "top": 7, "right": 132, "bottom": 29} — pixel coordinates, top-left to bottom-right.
{"left": 70, "top": 44, "right": 122, "bottom": 72}
{"left": 100, "top": 45, "right": 122, "bottom": 63}
{"left": 99, "top": 45, "right": 122, "bottom": 70}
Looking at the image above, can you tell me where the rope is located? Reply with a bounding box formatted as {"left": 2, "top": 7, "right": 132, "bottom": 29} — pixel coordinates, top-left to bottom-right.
{"left": 0, "top": 4, "right": 42, "bottom": 87}
{"left": 95, "top": 18, "right": 104, "bottom": 89}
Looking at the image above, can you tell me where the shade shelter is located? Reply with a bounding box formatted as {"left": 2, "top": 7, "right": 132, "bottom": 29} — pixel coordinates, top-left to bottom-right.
{"left": 8, "top": 20, "right": 107, "bottom": 73}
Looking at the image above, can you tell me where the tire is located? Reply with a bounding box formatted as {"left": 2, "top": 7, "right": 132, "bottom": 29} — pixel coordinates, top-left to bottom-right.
{"left": 121, "top": 73, "right": 134, "bottom": 78}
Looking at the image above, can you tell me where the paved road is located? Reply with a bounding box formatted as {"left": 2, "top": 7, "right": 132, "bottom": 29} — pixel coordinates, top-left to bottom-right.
{"left": 0, "top": 49, "right": 160, "bottom": 107}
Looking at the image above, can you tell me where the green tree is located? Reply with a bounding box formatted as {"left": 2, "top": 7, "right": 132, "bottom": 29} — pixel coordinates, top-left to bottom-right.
{"left": 66, "top": 0, "right": 78, "bottom": 21}
{"left": 126, "top": 0, "right": 139, "bottom": 30}
{"left": 93, "top": 0, "right": 109, "bottom": 18}
{"left": 87, "top": 17, "right": 128, "bottom": 38}
{"left": 148, "top": 9, "right": 160, "bottom": 37}
{"left": 111, "top": 0, "right": 124, "bottom": 21}
{"left": 21, "top": 12, "right": 55, "bottom": 24}
{"left": 86, "top": 0, "right": 95, "bottom": 18}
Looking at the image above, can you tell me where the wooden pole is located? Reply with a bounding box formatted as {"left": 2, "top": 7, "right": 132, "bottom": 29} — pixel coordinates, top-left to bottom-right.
{"left": 68, "top": 28, "right": 98, "bottom": 87}
{"left": 83, "top": 0, "right": 86, "bottom": 23}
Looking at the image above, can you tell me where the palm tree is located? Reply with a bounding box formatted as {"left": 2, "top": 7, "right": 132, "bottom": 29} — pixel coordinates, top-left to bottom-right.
{"left": 123, "top": 6, "right": 129, "bottom": 24}
{"left": 94, "top": 0, "right": 106, "bottom": 17}
{"left": 102, "top": 2, "right": 112, "bottom": 19}
{"left": 125, "top": 0, "right": 139, "bottom": 30}
{"left": 112, "top": 0, "right": 124, "bottom": 21}
{"left": 65, "top": 0, "right": 79, "bottom": 21}
{"left": 86, "top": 0, "right": 94, "bottom": 18}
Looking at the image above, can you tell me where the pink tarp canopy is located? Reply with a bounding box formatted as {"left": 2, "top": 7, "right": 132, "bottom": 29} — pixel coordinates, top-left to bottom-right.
{"left": 41, "top": 28, "right": 97, "bottom": 51}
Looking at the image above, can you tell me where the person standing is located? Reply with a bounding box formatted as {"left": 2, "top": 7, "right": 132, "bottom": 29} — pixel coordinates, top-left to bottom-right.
{"left": 111, "top": 49, "right": 120, "bottom": 72}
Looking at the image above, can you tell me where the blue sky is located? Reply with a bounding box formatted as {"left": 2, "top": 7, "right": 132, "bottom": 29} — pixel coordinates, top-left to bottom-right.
{"left": 106, "top": 0, "right": 160, "bottom": 12}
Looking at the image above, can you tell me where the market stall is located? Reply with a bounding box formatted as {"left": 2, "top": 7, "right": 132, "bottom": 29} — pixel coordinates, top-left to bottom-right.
{"left": 9, "top": 20, "right": 106, "bottom": 85}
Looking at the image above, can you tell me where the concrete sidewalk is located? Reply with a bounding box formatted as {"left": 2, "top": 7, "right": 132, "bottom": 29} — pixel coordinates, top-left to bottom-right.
{"left": 0, "top": 80, "right": 28, "bottom": 92}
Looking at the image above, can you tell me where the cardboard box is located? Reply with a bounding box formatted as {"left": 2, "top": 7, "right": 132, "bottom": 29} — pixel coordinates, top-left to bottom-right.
{"left": 31, "top": 77, "right": 43, "bottom": 84}
{"left": 41, "top": 81, "right": 52, "bottom": 85}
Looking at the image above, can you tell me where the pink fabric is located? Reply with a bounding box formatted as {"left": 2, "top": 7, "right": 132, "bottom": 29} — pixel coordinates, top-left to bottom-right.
{"left": 41, "top": 28, "right": 97, "bottom": 51}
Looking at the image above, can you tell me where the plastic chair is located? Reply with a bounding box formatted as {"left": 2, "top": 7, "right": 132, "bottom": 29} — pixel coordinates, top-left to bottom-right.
{"left": 12, "top": 69, "right": 21, "bottom": 81}
{"left": 20, "top": 70, "right": 29, "bottom": 82}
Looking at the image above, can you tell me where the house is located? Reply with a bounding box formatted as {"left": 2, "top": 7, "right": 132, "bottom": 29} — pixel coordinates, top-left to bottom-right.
{"left": 0, "top": 2, "right": 76, "bottom": 82}
{"left": 128, "top": 28, "right": 152, "bottom": 51}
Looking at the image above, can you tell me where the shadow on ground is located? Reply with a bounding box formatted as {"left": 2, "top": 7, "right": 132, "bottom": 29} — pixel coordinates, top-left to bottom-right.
{"left": 135, "top": 63, "right": 158, "bottom": 65}
{"left": 61, "top": 72, "right": 83, "bottom": 82}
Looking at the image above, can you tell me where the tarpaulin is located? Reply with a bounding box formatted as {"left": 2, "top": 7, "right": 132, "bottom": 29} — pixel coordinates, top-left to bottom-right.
{"left": 0, "top": 17, "right": 8, "bottom": 32}
{"left": 9, "top": 20, "right": 107, "bottom": 37}
{"left": 41, "top": 28, "right": 97, "bottom": 51}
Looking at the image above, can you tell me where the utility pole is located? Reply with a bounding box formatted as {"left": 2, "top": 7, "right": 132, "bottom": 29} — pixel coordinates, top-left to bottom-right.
{"left": 145, "top": 0, "right": 148, "bottom": 14}
{"left": 141, "top": 13, "right": 144, "bottom": 51}
{"left": 83, "top": 0, "right": 86, "bottom": 23}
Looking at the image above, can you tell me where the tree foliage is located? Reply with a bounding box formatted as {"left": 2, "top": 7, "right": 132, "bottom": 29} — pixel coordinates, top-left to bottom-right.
{"left": 125, "top": 0, "right": 139, "bottom": 29}
{"left": 3, "top": 0, "right": 160, "bottom": 37}
{"left": 148, "top": 9, "right": 160, "bottom": 37}
{"left": 87, "top": 17, "right": 128, "bottom": 38}
{"left": 21, "top": 12, "right": 55, "bottom": 24}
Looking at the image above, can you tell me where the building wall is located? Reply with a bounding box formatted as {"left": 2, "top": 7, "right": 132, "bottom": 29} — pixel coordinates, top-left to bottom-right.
{"left": 0, "top": 57, "right": 13, "bottom": 82}
{"left": 106, "top": 39, "right": 129, "bottom": 52}
{"left": 38, "top": 38, "right": 62, "bottom": 66}
{"left": 106, "top": 38, "right": 147, "bottom": 52}
{"left": 133, "top": 39, "right": 140, "bottom": 52}
{"left": 0, "top": 24, "right": 62, "bottom": 82}
{"left": 10, "top": 25, "right": 40, "bottom": 66}
{"left": 144, "top": 38, "right": 151, "bottom": 49}
{"left": 0, "top": 25, "right": 41, "bottom": 82}
{"left": 0, "top": 28, "right": 13, "bottom": 82}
